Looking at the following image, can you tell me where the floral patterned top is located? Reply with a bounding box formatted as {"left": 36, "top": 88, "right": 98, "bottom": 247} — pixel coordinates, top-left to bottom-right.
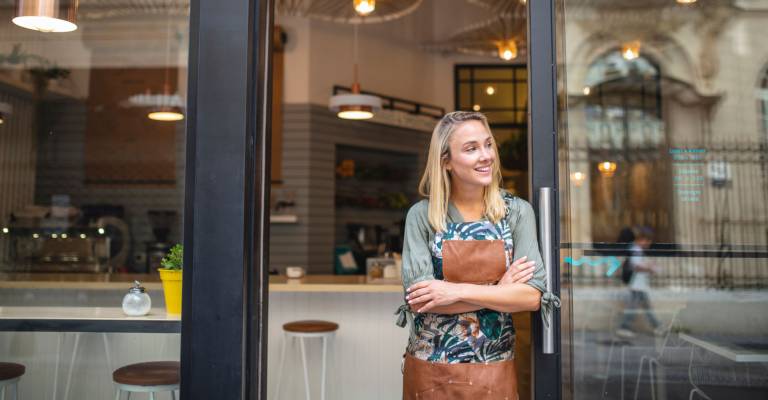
{"left": 397, "top": 192, "right": 555, "bottom": 364}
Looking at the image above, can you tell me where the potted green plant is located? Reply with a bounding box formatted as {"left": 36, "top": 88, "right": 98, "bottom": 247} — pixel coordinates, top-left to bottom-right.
{"left": 159, "top": 244, "right": 183, "bottom": 315}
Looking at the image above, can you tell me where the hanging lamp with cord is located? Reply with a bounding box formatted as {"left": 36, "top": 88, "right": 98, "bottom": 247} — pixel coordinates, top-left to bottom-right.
{"left": 329, "top": 24, "right": 382, "bottom": 120}
{"left": 13, "top": 0, "right": 79, "bottom": 33}
{"left": 353, "top": 0, "right": 375, "bottom": 16}
{"left": 148, "top": 13, "right": 184, "bottom": 122}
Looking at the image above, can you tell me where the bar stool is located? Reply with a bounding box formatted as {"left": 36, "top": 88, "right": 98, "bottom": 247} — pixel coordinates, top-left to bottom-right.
{"left": 273, "top": 320, "right": 339, "bottom": 400}
{"left": 113, "top": 361, "right": 180, "bottom": 400}
{"left": 0, "top": 363, "right": 24, "bottom": 400}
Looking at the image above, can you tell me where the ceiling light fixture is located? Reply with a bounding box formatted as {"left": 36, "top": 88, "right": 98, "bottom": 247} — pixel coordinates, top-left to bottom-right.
{"left": 329, "top": 24, "right": 382, "bottom": 120}
{"left": 598, "top": 161, "right": 617, "bottom": 177}
{"left": 485, "top": 86, "right": 496, "bottom": 95}
{"left": 13, "top": 0, "right": 79, "bottom": 33}
{"left": 676, "top": 0, "right": 697, "bottom": 4}
{"left": 621, "top": 40, "right": 641, "bottom": 60}
{"left": 353, "top": 0, "right": 375, "bottom": 16}
{"left": 582, "top": 86, "right": 591, "bottom": 96}
{"left": 148, "top": 12, "right": 184, "bottom": 122}
{"left": 496, "top": 39, "right": 518, "bottom": 61}
{"left": 148, "top": 105, "right": 185, "bottom": 121}
{"left": 570, "top": 171, "right": 586, "bottom": 186}
{"left": 472, "top": 104, "right": 481, "bottom": 111}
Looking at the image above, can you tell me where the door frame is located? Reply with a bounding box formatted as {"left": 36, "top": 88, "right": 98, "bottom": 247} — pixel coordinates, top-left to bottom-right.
{"left": 181, "top": 0, "right": 273, "bottom": 398}
{"left": 197, "top": 0, "right": 566, "bottom": 397}
{"left": 527, "top": 0, "right": 564, "bottom": 399}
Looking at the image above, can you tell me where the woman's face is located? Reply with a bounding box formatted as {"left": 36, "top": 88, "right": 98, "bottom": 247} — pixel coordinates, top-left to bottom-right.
{"left": 444, "top": 120, "right": 496, "bottom": 189}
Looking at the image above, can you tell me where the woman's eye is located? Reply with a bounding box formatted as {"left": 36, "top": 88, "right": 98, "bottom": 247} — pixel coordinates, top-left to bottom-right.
{"left": 466, "top": 147, "right": 476, "bottom": 152}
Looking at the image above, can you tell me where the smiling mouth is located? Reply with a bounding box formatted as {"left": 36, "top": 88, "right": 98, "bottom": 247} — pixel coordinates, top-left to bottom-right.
{"left": 475, "top": 166, "right": 491, "bottom": 173}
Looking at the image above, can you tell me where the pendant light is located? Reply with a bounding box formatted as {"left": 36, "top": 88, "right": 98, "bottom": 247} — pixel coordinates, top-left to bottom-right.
{"left": 147, "top": 84, "right": 184, "bottom": 121}
{"left": 621, "top": 40, "right": 641, "bottom": 60}
{"left": 353, "top": 0, "right": 375, "bottom": 16}
{"left": 329, "top": 24, "right": 381, "bottom": 120}
{"left": 13, "top": 0, "right": 79, "bottom": 33}
{"left": 496, "top": 39, "right": 517, "bottom": 61}
{"left": 570, "top": 171, "right": 586, "bottom": 187}
{"left": 598, "top": 161, "right": 617, "bottom": 177}
{"left": 149, "top": 14, "right": 184, "bottom": 122}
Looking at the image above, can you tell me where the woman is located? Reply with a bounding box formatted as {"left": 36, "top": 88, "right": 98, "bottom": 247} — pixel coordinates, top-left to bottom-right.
{"left": 396, "top": 111, "right": 558, "bottom": 399}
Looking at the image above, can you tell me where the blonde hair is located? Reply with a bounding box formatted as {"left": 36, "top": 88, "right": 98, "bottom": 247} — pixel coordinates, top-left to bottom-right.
{"left": 418, "top": 111, "right": 506, "bottom": 232}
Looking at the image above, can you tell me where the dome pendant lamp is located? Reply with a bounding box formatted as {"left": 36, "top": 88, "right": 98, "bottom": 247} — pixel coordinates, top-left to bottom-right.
{"left": 13, "top": 0, "right": 79, "bottom": 33}
{"left": 148, "top": 14, "right": 184, "bottom": 122}
{"left": 353, "top": 0, "right": 375, "bottom": 16}
{"left": 329, "top": 24, "right": 381, "bottom": 120}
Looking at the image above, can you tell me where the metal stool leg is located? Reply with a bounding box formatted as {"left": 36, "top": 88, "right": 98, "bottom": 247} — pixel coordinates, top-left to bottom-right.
{"left": 299, "top": 337, "right": 311, "bottom": 400}
{"left": 172, "top": 389, "right": 177, "bottom": 400}
{"left": 114, "top": 388, "right": 121, "bottom": 400}
{"left": 273, "top": 335, "right": 288, "bottom": 400}
{"left": 149, "top": 391, "right": 155, "bottom": 400}
{"left": 320, "top": 336, "right": 328, "bottom": 400}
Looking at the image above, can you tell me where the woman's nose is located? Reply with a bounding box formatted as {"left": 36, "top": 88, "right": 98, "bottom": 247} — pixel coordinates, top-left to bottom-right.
{"left": 479, "top": 146, "right": 492, "bottom": 161}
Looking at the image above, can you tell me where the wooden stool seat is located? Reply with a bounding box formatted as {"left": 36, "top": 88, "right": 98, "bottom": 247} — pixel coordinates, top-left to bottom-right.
{"left": 0, "top": 363, "right": 24, "bottom": 381}
{"left": 275, "top": 321, "right": 339, "bottom": 400}
{"left": 113, "top": 361, "right": 180, "bottom": 386}
{"left": 282, "top": 320, "right": 338, "bottom": 333}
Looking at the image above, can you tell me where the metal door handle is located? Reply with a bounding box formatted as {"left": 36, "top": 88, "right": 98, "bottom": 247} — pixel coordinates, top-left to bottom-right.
{"left": 539, "top": 187, "right": 555, "bottom": 354}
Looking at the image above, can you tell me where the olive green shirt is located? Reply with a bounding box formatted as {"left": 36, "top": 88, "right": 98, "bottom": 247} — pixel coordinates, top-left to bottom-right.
{"left": 401, "top": 194, "right": 547, "bottom": 295}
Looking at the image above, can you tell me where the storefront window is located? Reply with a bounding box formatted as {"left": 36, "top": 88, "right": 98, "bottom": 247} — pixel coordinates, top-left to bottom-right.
{"left": 0, "top": 1, "right": 188, "bottom": 398}
{"left": 557, "top": 1, "right": 768, "bottom": 399}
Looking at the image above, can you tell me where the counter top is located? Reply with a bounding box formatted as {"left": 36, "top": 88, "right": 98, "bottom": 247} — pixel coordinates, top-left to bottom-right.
{"left": 0, "top": 273, "right": 403, "bottom": 293}
{"left": 269, "top": 275, "right": 402, "bottom": 293}
{"left": 0, "top": 306, "right": 181, "bottom": 333}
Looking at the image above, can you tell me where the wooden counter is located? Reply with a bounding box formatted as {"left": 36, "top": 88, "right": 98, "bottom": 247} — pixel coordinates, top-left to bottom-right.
{"left": 0, "top": 272, "right": 403, "bottom": 293}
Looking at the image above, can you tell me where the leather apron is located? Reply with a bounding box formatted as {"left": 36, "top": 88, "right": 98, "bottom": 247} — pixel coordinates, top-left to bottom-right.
{"left": 403, "top": 239, "right": 518, "bottom": 400}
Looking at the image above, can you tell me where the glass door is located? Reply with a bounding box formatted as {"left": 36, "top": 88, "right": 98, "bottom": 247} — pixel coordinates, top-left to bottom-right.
{"left": 551, "top": 1, "right": 768, "bottom": 399}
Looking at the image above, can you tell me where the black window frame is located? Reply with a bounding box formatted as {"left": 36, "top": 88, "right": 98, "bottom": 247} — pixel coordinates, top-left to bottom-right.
{"left": 181, "top": 0, "right": 272, "bottom": 398}
{"left": 454, "top": 64, "right": 529, "bottom": 130}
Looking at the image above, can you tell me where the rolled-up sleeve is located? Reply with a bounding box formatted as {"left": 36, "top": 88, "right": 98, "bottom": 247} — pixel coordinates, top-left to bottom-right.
{"left": 509, "top": 198, "right": 546, "bottom": 294}
{"left": 508, "top": 196, "right": 561, "bottom": 324}
{"left": 401, "top": 201, "right": 435, "bottom": 291}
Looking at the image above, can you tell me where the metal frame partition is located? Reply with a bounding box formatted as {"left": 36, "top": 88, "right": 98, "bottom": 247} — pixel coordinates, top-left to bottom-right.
{"left": 527, "top": 0, "right": 563, "bottom": 399}
{"left": 180, "top": 0, "right": 563, "bottom": 398}
{"left": 181, "top": 0, "right": 272, "bottom": 398}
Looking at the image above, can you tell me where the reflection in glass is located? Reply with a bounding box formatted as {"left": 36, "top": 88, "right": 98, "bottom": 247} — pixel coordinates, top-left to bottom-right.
{"left": 1, "top": 1, "right": 188, "bottom": 398}
{"left": 558, "top": 1, "right": 768, "bottom": 399}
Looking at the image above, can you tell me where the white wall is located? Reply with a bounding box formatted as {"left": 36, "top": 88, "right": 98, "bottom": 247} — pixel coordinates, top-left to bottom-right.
{"left": 278, "top": 0, "right": 504, "bottom": 113}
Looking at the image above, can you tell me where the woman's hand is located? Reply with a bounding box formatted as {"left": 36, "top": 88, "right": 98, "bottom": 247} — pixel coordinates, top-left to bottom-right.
{"left": 406, "top": 280, "right": 463, "bottom": 313}
{"left": 499, "top": 255, "right": 536, "bottom": 285}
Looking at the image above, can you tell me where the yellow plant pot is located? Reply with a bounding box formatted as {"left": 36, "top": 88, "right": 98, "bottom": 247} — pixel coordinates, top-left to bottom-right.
{"left": 158, "top": 268, "right": 183, "bottom": 315}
